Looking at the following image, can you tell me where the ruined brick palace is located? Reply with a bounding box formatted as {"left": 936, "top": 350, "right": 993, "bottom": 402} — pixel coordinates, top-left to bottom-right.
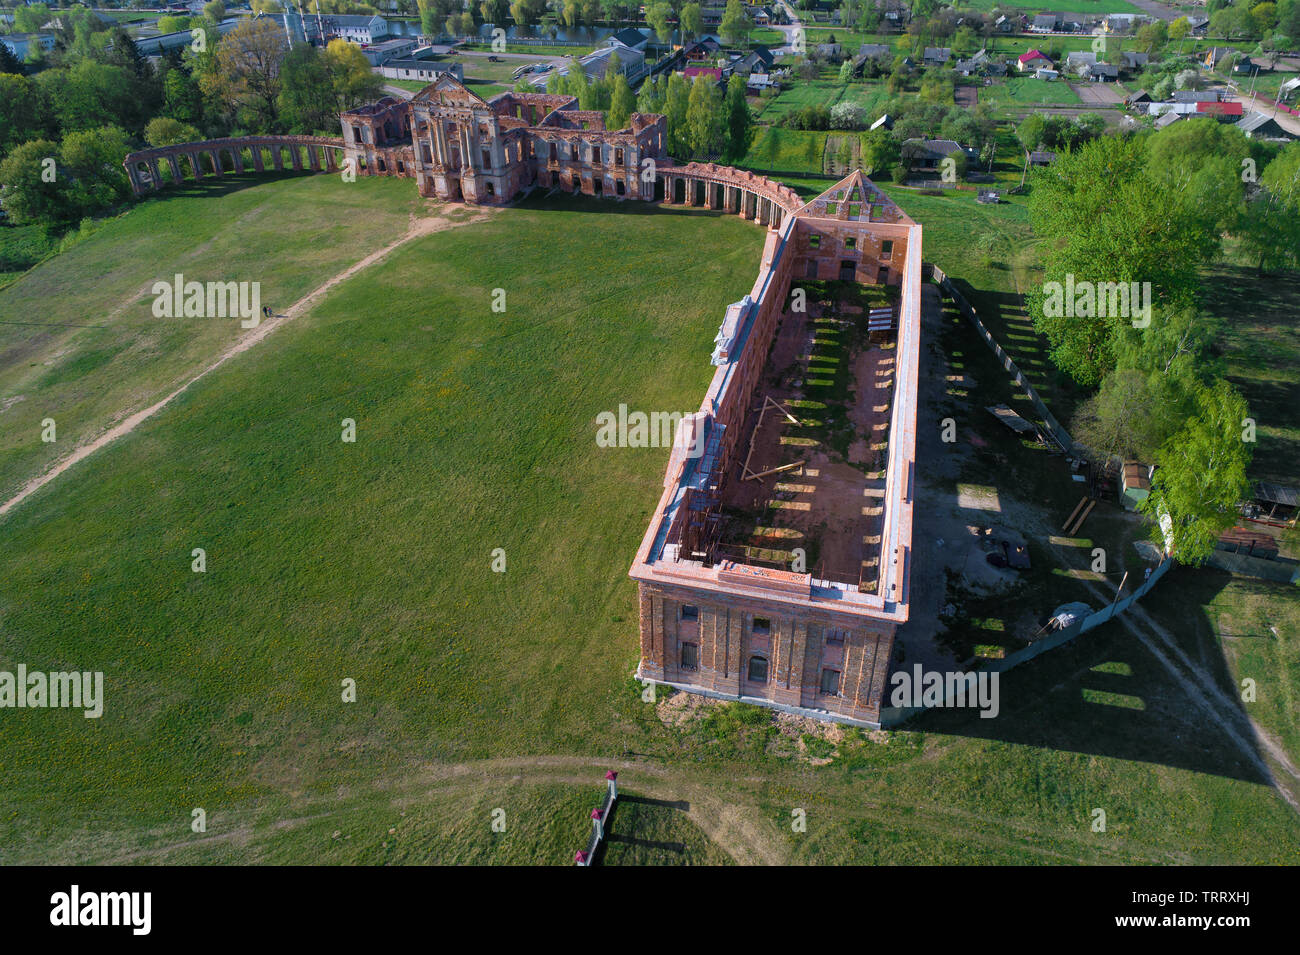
{"left": 123, "top": 75, "right": 922, "bottom": 727}
{"left": 340, "top": 74, "right": 667, "bottom": 204}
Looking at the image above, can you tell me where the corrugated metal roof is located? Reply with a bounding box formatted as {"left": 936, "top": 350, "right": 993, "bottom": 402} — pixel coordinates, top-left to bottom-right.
{"left": 1255, "top": 482, "right": 1299, "bottom": 507}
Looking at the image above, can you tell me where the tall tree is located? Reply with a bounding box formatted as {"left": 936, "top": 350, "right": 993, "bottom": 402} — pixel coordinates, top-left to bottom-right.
{"left": 607, "top": 71, "right": 635, "bottom": 130}
{"left": 680, "top": 2, "right": 704, "bottom": 41}
{"left": 685, "top": 74, "right": 724, "bottom": 158}
{"left": 200, "top": 18, "right": 289, "bottom": 132}
{"left": 664, "top": 71, "right": 691, "bottom": 156}
{"left": 0, "top": 74, "right": 51, "bottom": 158}
{"left": 1026, "top": 135, "right": 1215, "bottom": 386}
{"left": 720, "top": 0, "right": 751, "bottom": 45}
{"left": 1237, "top": 141, "right": 1300, "bottom": 275}
{"left": 723, "top": 72, "right": 753, "bottom": 160}
{"left": 1140, "top": 381, "right": 1252, "bottom": 565}
{"left": 646, "top": 1, "right": 673, "bottom": 43}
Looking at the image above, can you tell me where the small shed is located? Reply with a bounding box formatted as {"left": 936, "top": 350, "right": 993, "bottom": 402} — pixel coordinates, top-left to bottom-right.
{"left": 1248, "top": 482, "right": 1299, "bottom": 527}
{"left": 1121, "top": 460, "right": 1151, "bottom": 511}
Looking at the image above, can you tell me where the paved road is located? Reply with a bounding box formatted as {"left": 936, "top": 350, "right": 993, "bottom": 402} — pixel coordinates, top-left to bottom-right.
{"left": 767, "top": 0, "right": 802, "bottom": 54}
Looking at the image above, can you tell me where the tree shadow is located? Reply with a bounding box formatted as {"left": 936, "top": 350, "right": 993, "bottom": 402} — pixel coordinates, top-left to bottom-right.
{"left": 900, "top": 273, "right": 1283, "bottom": 788}
{"left": 910, "top": 565, "right": 1274, "bottom": 785}
{"left": 137, "top": 170, "right": 320, "bottom": 205}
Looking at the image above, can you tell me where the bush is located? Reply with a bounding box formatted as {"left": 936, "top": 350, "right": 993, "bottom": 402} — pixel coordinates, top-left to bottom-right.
{"left": 829, "top": 101, "right": 867, "bottom": 130}
{"left": 781, "top": 104, "right": 831, "bottom": 130}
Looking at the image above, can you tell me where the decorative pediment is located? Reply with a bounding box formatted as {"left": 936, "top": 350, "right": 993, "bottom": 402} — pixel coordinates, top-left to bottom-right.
{"left": 793, "top": 170, "right": 911, "bottom": 224}
{"left": 412, "top": 74, "right": 488, "bottom": 109}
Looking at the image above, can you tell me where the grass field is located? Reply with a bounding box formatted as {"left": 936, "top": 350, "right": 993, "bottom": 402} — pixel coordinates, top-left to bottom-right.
{"left": 742, "top": 126, "right": 832, "bottom": 174}
{"left": 0, "top": 173, "right": 426, "bottom": 503}
{"left": 755, "top": 78, "right": 892, "bottom": 123}
{"left": 1, "top": 179, "right": 1297, "bottom": 864}
{"left": 980, "top": 77, "right": 1084, "bottom": 107}
{"left": 0, "top": 223, "right": 56, "bottom": 287}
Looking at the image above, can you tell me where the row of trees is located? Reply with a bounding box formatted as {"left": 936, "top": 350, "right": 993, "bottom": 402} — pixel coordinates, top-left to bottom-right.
{"left": 411, "top": 0, "right": 755, "bottom": 45}
{"left": 1, "top": 15, "right": 383, "bottom": 229}
{"left": 1026, "top": 127, "right": 1300, "bottom": 562}
{"left": 535, "top": 60, "right": 754, "bottom": 162}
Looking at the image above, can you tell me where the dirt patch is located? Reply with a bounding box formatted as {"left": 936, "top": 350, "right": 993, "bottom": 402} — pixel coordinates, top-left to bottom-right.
{"left": 654, "top": 685, "right": 712, "bottom": 728}
{"left": 767, "top": 710, "right": 846, "bottom": 765}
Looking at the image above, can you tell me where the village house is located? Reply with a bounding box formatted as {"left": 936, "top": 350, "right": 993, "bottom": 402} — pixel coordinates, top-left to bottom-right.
{"left": 901, "top": 138, "right": 977, "bottom": 173}
{"left": 360, "top": 37, "right": 418, "bottom": 66}
{"left": 922, "top": 46, "right": 952, "bottom": 67}
{"left": 530, "top": 40, "right": 648, "bottom": 89}
{"left": 378, "top": 55, "right": 464, "bottom": 84}
{"left": 0, "top": 31, "right": 57, "bottom": 60}
{"left": 605, "top": 27, "right": 649, "bottom": 53}
{"left": 1017, "top": 50, "right": 1054, "bottom": 72}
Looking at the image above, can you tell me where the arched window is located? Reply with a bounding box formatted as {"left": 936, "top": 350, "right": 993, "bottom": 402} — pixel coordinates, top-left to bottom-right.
{"left": 748, "top": 656, "right": 768, "bottom": 684}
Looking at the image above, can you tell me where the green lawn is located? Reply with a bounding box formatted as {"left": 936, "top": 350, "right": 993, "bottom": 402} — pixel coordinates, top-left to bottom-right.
{"left": 742, "top": 126, "right": 831, "bottom": 175}
{"left": 755, "top": 78, "right": 891, "bottom": 123}
{"left": 2, "top": 180, "right": 1297, "bottom": 865}
{"left": 980, "top": 77, "right": 1084, "bottom": 107}
{"left": 0, "top": 173, "right": 425, "bottom": 504}
{"left": 0, "top": 222, "right": 56, "bottom": 287}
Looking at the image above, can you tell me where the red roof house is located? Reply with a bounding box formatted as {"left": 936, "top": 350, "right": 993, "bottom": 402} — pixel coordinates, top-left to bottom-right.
{"left": 1016, "top": 50, "right": 1053, "bottom": 71}
{"left": 682, "top": 66, "right": 723, "bottom": 82}
{"left": 1196, "top": 100, "right": 1244, "bottom": 117}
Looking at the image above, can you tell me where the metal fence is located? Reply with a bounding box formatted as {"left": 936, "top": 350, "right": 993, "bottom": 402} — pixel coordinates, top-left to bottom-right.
{"left": 879, "top": 556, "right": 1175, "bottom": 726}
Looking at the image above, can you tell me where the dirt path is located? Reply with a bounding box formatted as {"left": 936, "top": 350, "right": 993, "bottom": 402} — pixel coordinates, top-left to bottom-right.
{"left": 99, "top": 753, "right": 790, "bottom": 866}
{"left": 419, "top": 754, "right": 790, "bottom": 865}
{"left": 0, "top": 209, "right": 493, "bottom": 520}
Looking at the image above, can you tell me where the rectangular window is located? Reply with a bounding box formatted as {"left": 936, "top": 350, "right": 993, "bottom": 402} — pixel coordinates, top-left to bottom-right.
{"left": 681, "top": 605, "right": 698, "bottom": 621}
{"left": 845, "top": 236, "right": 856, "bottom": 249}
{"left": 748, "top": 656, "right": 769, "bottom": 684}
{"left": 680, "top": 642, "right": 699, "bottom": 671}
{"left": 809, "top": 235, "right": 820, "bottom": 249}
{"left": 752, "top": 617, "right": 771, "bottom": 635}
{"left": 825, "top": 629, "right": 845, "bottom": 646}
{"left": 881, "top": 239, "right": 894, "bottom": 259}
{"left": 820, "top": 668, "right": 841, "bottom": 696}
